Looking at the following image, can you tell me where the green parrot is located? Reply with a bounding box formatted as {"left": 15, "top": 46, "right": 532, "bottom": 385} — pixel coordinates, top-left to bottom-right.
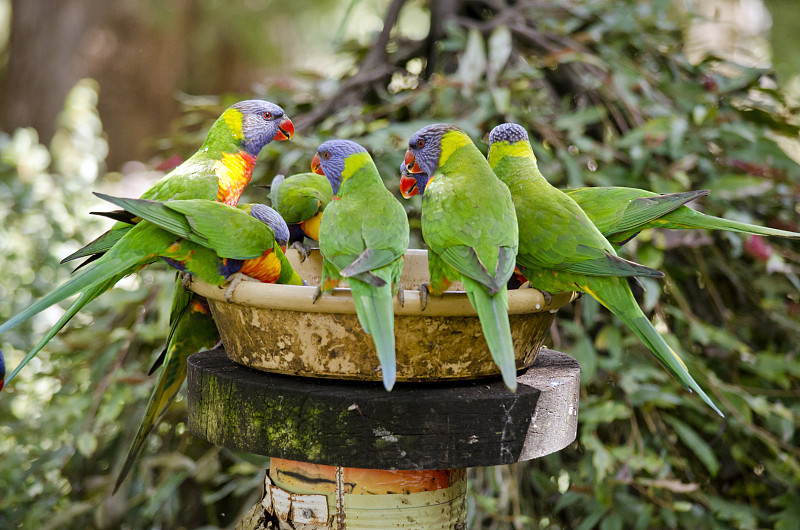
{"left": 62, "top": 99, "right": 294, "bottom": 265}
{"left": 268, "top": 171, "right": 333, "bottom": 257}
{"left": 0, "top": 196, "right": 302, "bottom": 387}
{"left": 564, "top": 186, "right": 800, "bottom": 246}
{"left": 403, "top": 124, "right": 520, "bottom": 392}
{"left": 105, "top": 196, "right": 303, "bottom": 492}
{"left": 311, "top": 140, "right": 409, "bottom": 391}
{"left": 401, "top": 157, "right": 800, "bottom": 248}
{"left": 486, "top": 123, "right": 721, "bottom": 415}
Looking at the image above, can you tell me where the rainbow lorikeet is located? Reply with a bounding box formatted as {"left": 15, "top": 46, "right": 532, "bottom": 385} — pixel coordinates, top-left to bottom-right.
{"left": 268, "top": 172, "right": 333, "bottom": 259}
{"left": 311, "top": 140, "right": 409, "bottom": 391}
{"left": 403, "top": 124, "right": 520, "bottom": 392}
{"left": 564, "top": 186, "right": 800, "bottom": 246}
{"left": 485, "top": 123, "right": 721, "bottom": 415}
{"left": 0, "top": 196, "right": 302, "bottom": 388}
{"left": 1, "top": 100, "right": 292, "bottom": 383}
{"left": 104, "top": 195, "right": 303, "bottom": 492}
{"left": 401, "top": 157, "right": 799, "bottom": 247}
{"left": 63, "top": 99, "right": 294, "bottom": 265}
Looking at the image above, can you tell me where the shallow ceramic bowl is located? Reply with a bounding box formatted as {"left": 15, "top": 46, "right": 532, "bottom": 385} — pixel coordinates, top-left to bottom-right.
{"left": 189, "top": 249, "right": 575, "bottom": 382}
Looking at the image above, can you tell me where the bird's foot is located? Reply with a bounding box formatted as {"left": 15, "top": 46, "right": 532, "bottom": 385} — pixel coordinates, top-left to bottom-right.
{"left": 396, "top": 284, "right": 405, "bottom": 308}
{"left": 224, "top": 272, "right": 257, "bottom": 303}
{"left": 419, "top": 283, "right": 429, "bottom": 311}
{"left": 181, "top": 272, "right": 193, "bottom": 292}
{"left": 290, "top": 241, "right": 312, "bottom": 263}
{"left": 312, "top": 285, "right": 322, "bottom": 304}
{"left": 536, "top": 288, "right": 553, "bottom": 307}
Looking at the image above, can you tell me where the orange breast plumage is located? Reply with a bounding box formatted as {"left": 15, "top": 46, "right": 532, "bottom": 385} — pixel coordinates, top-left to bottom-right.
{"left": 300, "top": 211, "right": 323, "bottom": 242}
{"left": 215, "top": 151, "right": 257, "bottom": 205}
{"left": 239, "top": 249, "right": 282, "bottom": 284}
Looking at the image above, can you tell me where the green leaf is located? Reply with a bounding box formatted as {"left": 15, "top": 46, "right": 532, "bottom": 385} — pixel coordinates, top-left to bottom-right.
{"left": 554, "top": 491, "right": 586, "bottom": 513}
{"left": 456, "top": 28, "right": 486, "bottom": 91}
{"left": 487, "top": 25, "right": 512, "bottom": 83}
{"left": 707, "top": 495, "right": 762, "bottom": 530}
{"left": 577, "top": 505, "right": 609, "bottom": 530}
{"left": 663, "top": 415, "right": 719, "bottom": 475}
{"left": 75, "top": 431, "right": 97, "bottom": 457}
{"left": 561, "top": 320, "right": 597, "bottom": 383}
{"left": 770, "top": 492, "right": 800, "bottom": 530}
{"left": 580, "top": 400, "right": 631, "bottom": 425}
{"left": 555, "top": 106, "right": 608, "bottom": 131}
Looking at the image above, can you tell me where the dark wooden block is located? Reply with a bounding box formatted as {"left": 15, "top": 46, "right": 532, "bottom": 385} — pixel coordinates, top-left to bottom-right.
{"left": 187, "top": 347, "right": 579, "bottom": 470}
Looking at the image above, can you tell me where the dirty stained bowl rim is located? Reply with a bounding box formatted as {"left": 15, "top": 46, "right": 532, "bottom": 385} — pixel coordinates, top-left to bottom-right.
{"left": 188, "top": 248, "right": 577, "bottom": 382}
{"left": 188, "top": 249, "right": 576, "bottom": 317}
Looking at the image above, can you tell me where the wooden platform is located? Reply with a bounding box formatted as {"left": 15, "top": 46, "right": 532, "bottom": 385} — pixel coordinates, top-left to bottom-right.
{"left": 187, "top": 347, "right": 580, "bottom": 470}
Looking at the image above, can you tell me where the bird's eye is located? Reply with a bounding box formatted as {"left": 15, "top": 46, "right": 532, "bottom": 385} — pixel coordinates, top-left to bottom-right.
{"left": 416, "top": 138, "right": 425, "bottom": 148}
{"left": 262, "top": 112, "right": 273, "bottom": 120}
{"left": 322, "top": 151, "right": 331, "bottom": 160}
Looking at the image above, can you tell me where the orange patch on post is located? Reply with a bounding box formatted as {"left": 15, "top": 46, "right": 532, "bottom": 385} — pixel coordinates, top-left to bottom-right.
{"left": 215, "top": 151, "right": 257, "bottom": 205}
{"left": 270, "top": 458, "right": 460, "bottom": 494}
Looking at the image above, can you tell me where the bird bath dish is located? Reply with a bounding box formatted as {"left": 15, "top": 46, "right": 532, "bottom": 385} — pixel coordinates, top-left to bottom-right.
{"left": 188, "top": 249, "right": 576, "bottom": 382}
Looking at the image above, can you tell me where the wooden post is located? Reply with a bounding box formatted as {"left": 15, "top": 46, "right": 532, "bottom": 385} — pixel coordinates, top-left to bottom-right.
{"left": 188, "top": 347, "right": 580, "bottom": 528}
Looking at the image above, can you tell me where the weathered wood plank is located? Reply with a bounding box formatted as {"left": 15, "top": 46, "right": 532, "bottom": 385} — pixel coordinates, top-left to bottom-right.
{"left": 188, "top": 347, "right": 579, "bottom": 469}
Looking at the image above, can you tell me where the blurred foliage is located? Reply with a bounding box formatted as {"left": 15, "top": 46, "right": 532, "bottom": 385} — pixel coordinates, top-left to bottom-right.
{"left": 1, "top": 0, "right": 800, "bottom": 528}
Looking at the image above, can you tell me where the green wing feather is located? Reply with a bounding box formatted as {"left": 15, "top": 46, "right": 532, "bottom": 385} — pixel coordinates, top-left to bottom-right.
{"left": 96, "top": 194, "right": 276, "bottom": 260}
{"left": 62, "top": 155, "right": 220, "bottom": 263}
{"left": 566, "top": 186, "right": 799, "bottom": 244}
{"left": 61, "top": 227, "right": 131, "bottom": 263}
{"left": 339, "top": 248, "right": 400, "bottom": 278}
{"left": 565, "top": 188, "right": 707, "bottom": 236}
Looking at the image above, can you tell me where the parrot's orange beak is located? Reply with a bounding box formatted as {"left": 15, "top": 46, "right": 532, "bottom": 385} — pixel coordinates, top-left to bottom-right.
{"left": 311, "top": 153, "right": 324, "bottom": 175}
{"left": 273, "top": 117, "right": 295, "bottom": 141}
{"left": 404, "top": 149, "right": 422, "bottom": 173}
{"left": 400, "top": 174, "right": 419, "bottom": 198}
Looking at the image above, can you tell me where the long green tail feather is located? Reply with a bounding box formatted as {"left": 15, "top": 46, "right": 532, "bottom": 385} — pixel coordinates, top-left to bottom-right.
{"left": 61, "top": 227, "right": 131, "bottom": 263}
{"left": 463, "top": 277, "right": 517, "bottom": 392}
{"left": 94, "top": 193, "right": 198, "bottom": 242}
{"left": 591, "top": 279, "right": 723, "bottom": 416}
{"left": 4, "top": 282, "right": 112, "bottom": 386}
{"left": 350, "top": 279, "right": 396, "bottom": 391}
{"left": 605, "top": 190, "right": 710, "bottom": 235}
{"left": 114, "top": 293, "right": 219, "bottom": 492}
{"left": 0, "top": 256, "right": 144, "bottom": 336}
{"left": 658, "top": 208, "right": 800, "bottom": 239}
